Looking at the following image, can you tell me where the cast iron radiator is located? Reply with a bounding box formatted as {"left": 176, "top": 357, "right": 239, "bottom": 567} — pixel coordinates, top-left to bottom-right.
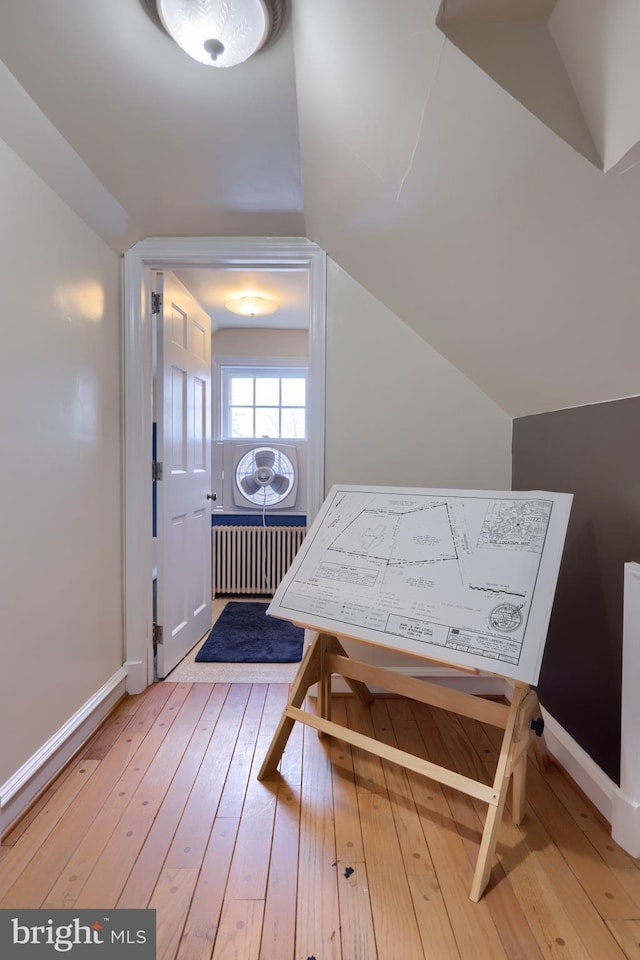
{"left": 212, "top": 524, "right": 306, "bottom": 597}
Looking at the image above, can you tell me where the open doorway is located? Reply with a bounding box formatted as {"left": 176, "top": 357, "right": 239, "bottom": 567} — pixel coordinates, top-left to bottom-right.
{"left": 155, "top": 264, "right": 310, "bottom": 679}
{"left": 123, "top": 238, "right": 326, "bottom": 694}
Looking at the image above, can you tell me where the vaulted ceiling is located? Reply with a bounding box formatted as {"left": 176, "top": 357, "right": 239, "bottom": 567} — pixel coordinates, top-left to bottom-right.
{"left": 2, "top": 0, "right": 640, "bottom": 417}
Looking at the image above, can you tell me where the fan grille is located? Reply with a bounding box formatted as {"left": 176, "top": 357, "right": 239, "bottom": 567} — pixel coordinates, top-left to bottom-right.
{"left": 235, "top": 445, "right": 295, "bottom": 507}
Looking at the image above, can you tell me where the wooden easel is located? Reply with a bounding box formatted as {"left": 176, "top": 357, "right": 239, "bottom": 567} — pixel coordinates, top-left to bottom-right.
{"left": 258, "top": 629, "right": 547, "bottom": 902}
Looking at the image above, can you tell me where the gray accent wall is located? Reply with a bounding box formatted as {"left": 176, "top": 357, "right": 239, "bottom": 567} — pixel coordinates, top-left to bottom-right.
{"left": 512, "top": 396, "right": 640, "bottom": 784}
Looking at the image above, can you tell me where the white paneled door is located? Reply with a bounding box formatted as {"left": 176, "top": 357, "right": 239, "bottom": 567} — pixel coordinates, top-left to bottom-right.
{"left": 155, "top": 272, "right": 212, "bottom": 677}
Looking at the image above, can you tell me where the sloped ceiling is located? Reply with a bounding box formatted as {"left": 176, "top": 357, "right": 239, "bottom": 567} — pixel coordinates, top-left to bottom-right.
{"left": 1, "top": 1, "right": 640, "bottom": 417}
{"left": 438, "top": 0, "right": 601, "bottom": 168}
{"left": 439, "top": 0, "right": 640, "bottom": 173}
{"left": 292, "top": 0, "right": 640, "bottom": 416}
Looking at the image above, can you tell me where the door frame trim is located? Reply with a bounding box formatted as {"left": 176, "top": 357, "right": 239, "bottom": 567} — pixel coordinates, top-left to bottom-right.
{"left": 123, "top": 237, "right": 326, "bottom": 693}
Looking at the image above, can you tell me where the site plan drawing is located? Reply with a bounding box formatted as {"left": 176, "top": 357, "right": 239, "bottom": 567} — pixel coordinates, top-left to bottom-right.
{"left": 268, "top": 485, "right": 573, "bottom": 683}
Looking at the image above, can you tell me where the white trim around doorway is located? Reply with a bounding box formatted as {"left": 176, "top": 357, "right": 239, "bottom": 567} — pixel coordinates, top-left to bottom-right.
{"left": 122, "top": 237, "right": 327, "bottom": 694}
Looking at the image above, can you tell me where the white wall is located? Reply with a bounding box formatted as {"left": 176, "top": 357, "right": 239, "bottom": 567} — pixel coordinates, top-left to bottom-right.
{"left": 0, "top": 137, "right": 123, "bottom": 794}
{"left": 325, "top": 260, "right": 511, "bottom": 491}
{"left": 212, "top": 327, "right": 308, "bottom": 359}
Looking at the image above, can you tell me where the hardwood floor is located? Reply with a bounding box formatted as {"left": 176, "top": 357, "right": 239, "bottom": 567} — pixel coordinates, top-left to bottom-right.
{"left": 1, "top": 681, "right": 639, "bottom": 959}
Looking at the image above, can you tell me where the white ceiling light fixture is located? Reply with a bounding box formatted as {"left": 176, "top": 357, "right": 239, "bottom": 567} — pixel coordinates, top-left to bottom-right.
{"left": 225, "top": 295, "right": 279, "bottom": 317}
{"left": 155, "top": 0, "right": 285, "bottom": 68}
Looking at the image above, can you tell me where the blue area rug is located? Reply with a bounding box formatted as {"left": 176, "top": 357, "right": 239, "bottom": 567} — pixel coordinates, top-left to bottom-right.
{"left": 195, "top": 601, "right": 304, "bottom": 663}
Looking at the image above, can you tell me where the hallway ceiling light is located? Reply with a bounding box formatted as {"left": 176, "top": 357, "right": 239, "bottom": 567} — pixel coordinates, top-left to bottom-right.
{"left": 156, "top": 0, "right": 285, "bottom": 68}
{"left": 225, "top": 295, "right": 279, "bottom": 317}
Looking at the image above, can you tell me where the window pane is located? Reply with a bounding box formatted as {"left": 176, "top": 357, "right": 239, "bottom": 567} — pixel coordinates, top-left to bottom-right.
{"left": 255, "top": 378, "right": 279, "bottom": 406}
{"left": 281, "top": 377, "right": 305, "bottom": 406}
{"left": 281, "top": 408, "right": 306, "bottom": 438}
{"left": 222, "top": 366, "right": 307, "bottom": 441}
{"left": 231, "top": 407, "right": 254, "bottom": 437}
{"left": 255, "top": 407, "right": 280, "bottom": 437}
{"left": 230, "top": 377, "right": 254, "bottom": 405}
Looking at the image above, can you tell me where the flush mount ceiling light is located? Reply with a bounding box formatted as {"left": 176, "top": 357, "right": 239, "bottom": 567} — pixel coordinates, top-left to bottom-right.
{"left": 225, "top": 295, "right": 279, "bottom": 317}
{"left": 154, "top": 0, "right": 286, "bottom": 68}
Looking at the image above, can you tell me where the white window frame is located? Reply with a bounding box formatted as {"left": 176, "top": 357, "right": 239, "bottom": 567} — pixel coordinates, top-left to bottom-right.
{"left": 215, "top": 356, "right": 308, "bottom": 440}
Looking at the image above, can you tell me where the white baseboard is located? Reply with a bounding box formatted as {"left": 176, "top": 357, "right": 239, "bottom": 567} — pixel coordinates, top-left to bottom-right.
{"left": 542, "top": 705, "right": 640, "bottom": 860}
{"left": 528, "top": 702, "right": 640, "bottom": 860}
{"left": 538, "top": 706, "right": 617, "bottom": 823}
{"left": 0, "top": 667, "right": 128, "bottom": 839}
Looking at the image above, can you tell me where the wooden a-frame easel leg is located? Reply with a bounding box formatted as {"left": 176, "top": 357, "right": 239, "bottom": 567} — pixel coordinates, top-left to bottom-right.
{"left": 257, "top": 632, "right": 373, "bottom": 778}
{"left": 529, "top": 694, "right": 549, "bottom": 774}
{"left": 317, "top": 634, "right": 333, "bottom": 734}
{"left": 510, "top": 688, "right": 546, "bottom": 825}
{"left": 469, "top": 682, "right": 529, "bottom": 902}
{"left": 257, "top": 634, "right": 322, "bottom": 779}
{"left": 469, "top": 683, "right": 549, "bottom": 900}
{"left": 317, "top": 634, "right": 373, "bottom": 733}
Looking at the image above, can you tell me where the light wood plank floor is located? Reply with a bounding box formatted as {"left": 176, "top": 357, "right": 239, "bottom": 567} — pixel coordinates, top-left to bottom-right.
{"left": 1, "top": 682, "right": 639, "bottom": 959}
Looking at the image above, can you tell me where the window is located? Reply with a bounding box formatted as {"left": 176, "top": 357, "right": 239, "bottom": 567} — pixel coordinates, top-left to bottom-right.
{"left": 221, "top": 365, "right": 307, "bottom": 439}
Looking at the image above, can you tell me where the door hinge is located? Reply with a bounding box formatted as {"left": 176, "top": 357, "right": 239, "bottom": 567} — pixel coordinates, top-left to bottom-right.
{"left": 153, "top": 623, "right": 163, "bottom": 645}
{"left": 152, "top": 460, "right": 163, "bottom": 481}
{"left": 151, "top": 291, "right": 162, "bottom": 314}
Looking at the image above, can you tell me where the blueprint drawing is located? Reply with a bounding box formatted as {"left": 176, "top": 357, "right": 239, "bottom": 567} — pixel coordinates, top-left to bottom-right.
{"left": 268, "top": 485, "right": 573, "bottom": 683}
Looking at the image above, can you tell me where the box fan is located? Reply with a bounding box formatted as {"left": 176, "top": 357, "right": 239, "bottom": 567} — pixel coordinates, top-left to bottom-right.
{"left": 212, "top": 440, "right": 306, "bottom": 514}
